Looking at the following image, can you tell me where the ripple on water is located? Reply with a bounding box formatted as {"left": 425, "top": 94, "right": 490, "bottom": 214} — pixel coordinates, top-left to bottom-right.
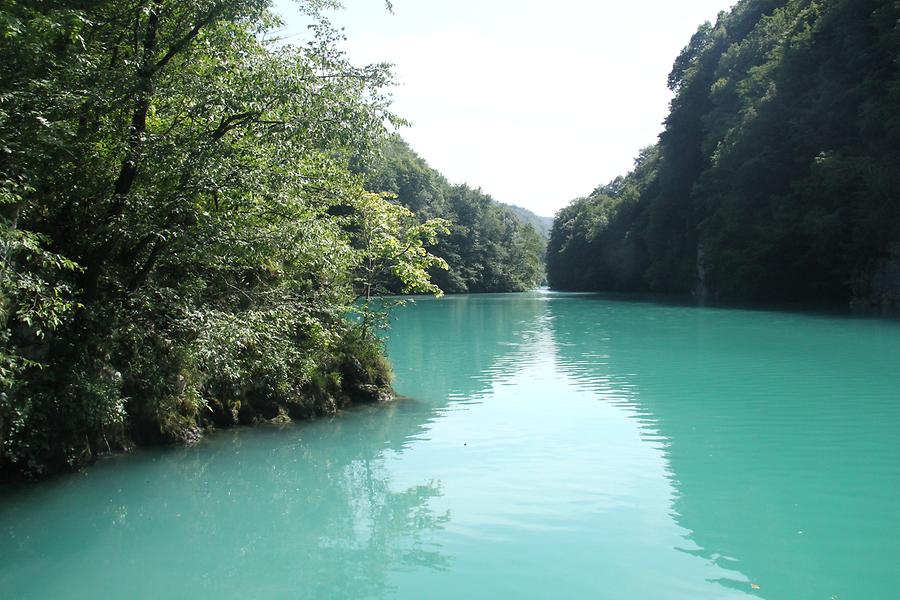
{"left": 1, "top": 292, "right": 899, "bottom": 600}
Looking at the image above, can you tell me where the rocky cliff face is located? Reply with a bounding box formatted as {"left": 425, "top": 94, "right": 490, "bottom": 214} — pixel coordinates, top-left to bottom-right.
{"left": 853, "top": 247, "right": 900, "bottom": 310}
{"left": 693, "top": 242, "right": 710, "bottom": 303}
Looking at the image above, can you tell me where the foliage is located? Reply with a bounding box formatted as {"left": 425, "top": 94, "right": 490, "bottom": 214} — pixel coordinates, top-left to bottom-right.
{"left": 502, "top": 203, "right": 554, "bottom": 240}
{"left": 548, "top": 0, "right": 900, "bottom": 304}
{"left": 0, "top": 0, "right": 444, "bottom": 479}
{"left": 349, "top": 191, "right": 450, "bottom": 301}
{"left": 547, "top": 146, "right": 658, "bottom": 291}
{"left": 365, "top": 136, "right": 546, "bottom": 293}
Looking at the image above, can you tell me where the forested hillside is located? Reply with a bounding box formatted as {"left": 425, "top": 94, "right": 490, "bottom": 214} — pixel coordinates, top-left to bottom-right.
{"left": 503, "top": 204, "right": 554, "bottom": 240}
{"left": 366, "top": 136, "right": 545, "bottom": 293}
{"left": 0, "top": 1, "right": 517, "bottom": 479}
{"left": 548, "top": 0, "right": 900, "bottom": 305}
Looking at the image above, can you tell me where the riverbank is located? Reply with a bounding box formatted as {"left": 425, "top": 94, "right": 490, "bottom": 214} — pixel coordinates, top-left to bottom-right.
{"left": 0, "top": 328, "right": 393, "bottom": 483}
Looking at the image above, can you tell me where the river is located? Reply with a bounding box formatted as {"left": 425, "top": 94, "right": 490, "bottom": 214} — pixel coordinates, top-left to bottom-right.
{"left": 2, "top": 291, "right": 899, "bottom": 599}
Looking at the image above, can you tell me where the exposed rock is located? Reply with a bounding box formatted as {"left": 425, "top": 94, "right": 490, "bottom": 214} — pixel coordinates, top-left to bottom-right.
{"left": 179, "top": 426, "right": 203, "bottom": 446}
{"left": 352, "top": 383, "right": 393, "bottom": 404}
{"left": 693, "top": 242, "right": 710, "bottom": 303}
{"left": 852, "top": 248, "right": 900, "bottom": 310}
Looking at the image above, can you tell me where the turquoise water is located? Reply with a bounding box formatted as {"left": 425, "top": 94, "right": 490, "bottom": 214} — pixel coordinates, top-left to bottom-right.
{"left": 2, "top": 292, "right": 899, "bottom": 599}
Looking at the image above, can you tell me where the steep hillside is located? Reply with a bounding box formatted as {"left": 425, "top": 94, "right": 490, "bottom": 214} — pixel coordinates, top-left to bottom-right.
{"left": 548, "top": 0, "right": 900, "bottom": 306}
{"left": 366, "top": 136, "right": 545, "bottom": 293}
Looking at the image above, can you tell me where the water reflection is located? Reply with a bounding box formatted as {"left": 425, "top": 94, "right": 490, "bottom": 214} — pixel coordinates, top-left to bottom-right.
{"left": 2, "top": 292, "right": 899, "bottom": 599}
{"left": 385, "top": 293, "right": 552, "bottom": 403}
{"left": 387, "top": 293, "right": 757, "bottom": 599}
{"left": 548, "top": 294, "right": 900, "bottom": 600}
{"left": 0, "top": 405, "right": 451, "bottom": 599}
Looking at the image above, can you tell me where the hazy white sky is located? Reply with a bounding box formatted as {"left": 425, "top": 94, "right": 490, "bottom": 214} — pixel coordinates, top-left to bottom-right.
{"left": 274, "top": 0, "right": 732, "bottom": 217}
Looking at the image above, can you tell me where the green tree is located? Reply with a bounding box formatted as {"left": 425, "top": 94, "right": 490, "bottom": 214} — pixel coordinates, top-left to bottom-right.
{"left": 0, "top": 0, "right": 443, "bottom": 479}
{"left": 548, "top": 0, "right": 900, "bottom": 305}
{"left": 364, "top": 135, "right": 546, "bottom": 293}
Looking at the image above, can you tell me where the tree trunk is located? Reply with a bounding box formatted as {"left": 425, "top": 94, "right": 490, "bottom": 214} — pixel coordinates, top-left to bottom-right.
{"left": 81, "top": 1, "right": 162, "bottom": 302}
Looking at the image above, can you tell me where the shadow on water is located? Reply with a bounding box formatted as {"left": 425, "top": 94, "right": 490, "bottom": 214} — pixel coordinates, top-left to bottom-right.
{"left": 3, "top": 292, "right": 898, "bottom": 599}
{"left": 548, "top": 293, "right": 900, "bottom": 600}
{"left": 0, "top": 294, "right": 550, "bottom": 600}
{"left": 569, "top": 289, "right": 900, "bottom": 322}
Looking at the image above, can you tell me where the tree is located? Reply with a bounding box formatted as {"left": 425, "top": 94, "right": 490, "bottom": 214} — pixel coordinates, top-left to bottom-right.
{"left": 364, "top": 136, "right": 547, "bottom": 293}
{"left": 351, "top": 193, "right": 450, "bottom": 302}
{"left": 548, "top": 0, "right": 900, "bottom": 305}
{"left": 0, "top": 0, "right": 424, "bottom": 478}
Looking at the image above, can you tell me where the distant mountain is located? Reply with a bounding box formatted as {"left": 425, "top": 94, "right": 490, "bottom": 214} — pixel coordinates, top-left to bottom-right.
{"left": 503, "top": 204, "right": 554, "bottom": 240}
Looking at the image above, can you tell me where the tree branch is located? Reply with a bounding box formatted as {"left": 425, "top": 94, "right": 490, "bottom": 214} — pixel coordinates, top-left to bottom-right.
{"left": 154, "top": 7, "right": 221, "bottom": 72}
{"left": 210, "top": 111, "right": 259, "bottom": 141}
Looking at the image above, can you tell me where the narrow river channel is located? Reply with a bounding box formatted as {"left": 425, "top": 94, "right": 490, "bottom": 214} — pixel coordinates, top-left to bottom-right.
{"left": 2, "top": 292, "right": 898, "bottom": 599}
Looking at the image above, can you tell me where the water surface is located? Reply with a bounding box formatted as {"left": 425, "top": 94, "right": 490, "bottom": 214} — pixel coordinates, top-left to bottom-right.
{"left": 2, "top": 292, "right": 899, "bottom": 599}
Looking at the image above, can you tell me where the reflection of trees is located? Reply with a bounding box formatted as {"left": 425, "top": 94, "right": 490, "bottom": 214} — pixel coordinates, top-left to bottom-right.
{"left": 386, "top": 294, "right": 550, "bottom": 402}
{"left": 0, "top": 293, "right": 551, "bottom": 599}
{"left": 149, "top": 406, "right": 455, "bottom": 599}
{"left": 549, "top": 295, "right": 900, "bottom": 600}
{"left": 0, "top": 403, "right": 448, "bottom": 599}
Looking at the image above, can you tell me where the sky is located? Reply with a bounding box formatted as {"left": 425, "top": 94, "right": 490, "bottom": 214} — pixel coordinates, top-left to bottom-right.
{"left": 273, "top": 0, "right": 733, "bottom": 217}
